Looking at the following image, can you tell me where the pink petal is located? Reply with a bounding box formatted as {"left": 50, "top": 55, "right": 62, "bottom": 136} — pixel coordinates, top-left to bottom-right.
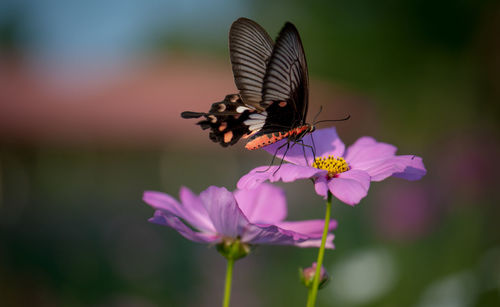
{"left": 237, "top": 166, "right": 275, "bottom": 189}
{"left": 308, "top": 127, "right": 346, "bottom": 161}
{"left": 262, "top": 127, "right": 345, "bottom": 166}
{"left": 143, "top": 191, "right": 184, "bottom": 218}
{"left": 276, "top": 219, "right": 338, "bottom": 238}
{"left": 149, "top": 211, "right": 218, "bottom": 243}
{"left": 199, "top": 186, "right": 250, "bottom": 238}
{"left": 234, "top": 183, "right": 287, "bottom": 224}
{"left": 241, "top": 223, "right": 300, "bottom": 245}
{"left": 328, "top": 169, "right": 371, "bottom": 206}
{"left": 294, "top": 234, "right": 335, "bottom": 249}
{"left": 314, "top": 176, "right": 330, "bottom": 199}
{"left": 241, "top": 222, "right": 333, "bottom": 248}
{"left": 179, "top": 187, "right": 215, "bottom": 233}
{"left": 344, "top": 137, "right": 426, "bottom": 182}
{"left": 345, "top": 137, "right": 397, "bottom": 167}
{"left": 237, "top": 164, "right": 327, "bottom": 190}
{"left": 393, "top": 156, "right": 427, "bottom": 181}
{"left": 364, "top": 155, "right": 426, "bottom": 181}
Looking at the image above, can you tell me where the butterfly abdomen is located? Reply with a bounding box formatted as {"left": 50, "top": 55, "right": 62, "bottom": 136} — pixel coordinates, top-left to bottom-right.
{"left": 245, "top": 125, "right": 312, "bottom": 150}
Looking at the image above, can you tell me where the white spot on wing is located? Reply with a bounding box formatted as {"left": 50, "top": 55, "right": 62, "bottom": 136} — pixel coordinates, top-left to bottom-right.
{"left": 249, "top": 123, "right": 264, "bottom": 131}
{"left": 249, "top": 113, "right": 267, "bottom": 120}
{"left": 244, "top": 119, "right": 265, "bottom": 126}
{"left": 236, "top": 106, "right": 250, "bottom": 113}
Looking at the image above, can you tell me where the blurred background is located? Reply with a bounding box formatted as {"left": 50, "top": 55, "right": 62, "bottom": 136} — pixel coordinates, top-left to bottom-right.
{"left": 1, "top": 0, "right": 499, "bottom": 306}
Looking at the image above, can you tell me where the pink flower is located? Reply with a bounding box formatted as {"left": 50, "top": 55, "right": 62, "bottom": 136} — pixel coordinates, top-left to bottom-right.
{"left": 143, "top": 183, "right": 336, "bottom": 249}
{"left": 238, "top": 127, "right": 426, "bottom": 206}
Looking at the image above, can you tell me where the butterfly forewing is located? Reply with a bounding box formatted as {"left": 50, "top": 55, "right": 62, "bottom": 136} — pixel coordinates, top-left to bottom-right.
{"left": 262, "top": 22, "right": 309, "bottom": 129}
{"left": 229, "top": 18, "right": 274, "bottom": 111}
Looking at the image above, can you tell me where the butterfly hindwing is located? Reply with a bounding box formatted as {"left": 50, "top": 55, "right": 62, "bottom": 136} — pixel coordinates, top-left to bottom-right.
{"left": 181, "top": 94, "right": 254, "bottom": 147}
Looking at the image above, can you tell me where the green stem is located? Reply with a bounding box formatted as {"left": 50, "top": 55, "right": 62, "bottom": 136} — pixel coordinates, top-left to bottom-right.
{"left": 223, "top": 257, "right": 235, "bottom": 307}
{"left": 307, "top": 191, "right": 332, "bottom": 307}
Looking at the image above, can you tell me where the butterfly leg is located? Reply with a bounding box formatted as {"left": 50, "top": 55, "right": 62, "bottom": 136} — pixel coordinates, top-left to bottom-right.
{"left": 290, "top": 139, "right": 316, "bottom": 165}
{"left": 273, "top": 141, "right": 291, "bottom": 175}
{"left": 310, "top": 133, "right": 317, "bottom": 160}
{"left": 257, "top": 141, "right": 291, "bottom": 173}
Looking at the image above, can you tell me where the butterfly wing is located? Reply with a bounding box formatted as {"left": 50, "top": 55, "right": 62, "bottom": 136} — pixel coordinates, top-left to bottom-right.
{"left": 259, "top": 22, "right": 309, "bottom": 133}
{"left": 181, "top": 94, "right": 255, "bottom": 147}
{"left": 229, "top": 18, "right": 274, "bottom": 111}
{"left": 182, "top": 19, "right": 309, "bottom": 149}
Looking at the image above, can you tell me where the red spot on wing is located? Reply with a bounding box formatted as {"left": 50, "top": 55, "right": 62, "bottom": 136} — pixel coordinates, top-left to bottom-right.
{"left": 218, "top": 122, "right": 227, "bottom": 131}
{"left": 224, "top": 131, "right": 233, "bottom": 143}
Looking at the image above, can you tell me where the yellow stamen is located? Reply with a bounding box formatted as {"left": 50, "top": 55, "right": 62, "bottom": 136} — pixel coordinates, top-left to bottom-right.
{"left": 312, "top": 155, "right": 350, "bottom": 178}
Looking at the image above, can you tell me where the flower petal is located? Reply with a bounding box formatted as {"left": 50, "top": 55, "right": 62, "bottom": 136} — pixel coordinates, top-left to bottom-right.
{"left": 345, "top": 137, "right": 397, "bottom": 166}
{"left": 276, "top": 219, "right": 338, "bottom": 238}
{"left": 308, "top": 127, "right": 346, "bottom": 160}
{"left": 294, "top": 234, "right": 335, "bottom": 249}
{"left": 149, "top": 211, "right": 218, "bottom": 243}
{"left": 241, "top": 223, "right": 300, "bottom": 245}
{"left": 143, "top": 191, "right": 184, "bottom": 218}
{"left": 314, "top": 176, "right": 330, "bottom": 199}
{"left": 199, "top": 186, "right": 250, "bottom": 238}
{"left": 344, "top": 137, "right": 426, "bottom": 182}
{"left": 234, "top": 183, "right": 287, "bottom": 224}
{"left": 262, "top": 127, "right": 345, "bottom": 166}
{"left": 392, "top": 156, "right": 427, "bottom": 181}
{"left": 365, "top": 155, "right": 427, "bottom": 182}
{"left": 241, "top": 222, "right": 333, "bottom": 248}
{"left": 328, "top": 169, "right": 371, "bottom": 205}
{"left": 237, "top": 164, "right": 326, "bottom": 190}
{"left": 179, "top": 187, "right": 215, "bottom": 233}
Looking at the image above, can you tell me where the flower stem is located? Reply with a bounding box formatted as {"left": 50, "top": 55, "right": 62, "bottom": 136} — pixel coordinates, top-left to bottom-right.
{"left": 223, "top": 257, "right": 235, "bottom": 307}
{"left": 307, "top": 191, "right": 332, "bottom": 307}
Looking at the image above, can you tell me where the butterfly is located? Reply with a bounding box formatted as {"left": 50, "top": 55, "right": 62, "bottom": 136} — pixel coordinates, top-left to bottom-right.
{"left": 181, "top": 17, "right": 314, "bottom": 152}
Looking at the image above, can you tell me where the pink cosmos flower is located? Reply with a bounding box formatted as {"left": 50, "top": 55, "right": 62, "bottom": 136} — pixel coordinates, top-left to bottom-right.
{"left": 238, "top": 127, "right": 426, "bottom": 206}
{"left": 143, "top": 183, "right": 336, "bottom": 249}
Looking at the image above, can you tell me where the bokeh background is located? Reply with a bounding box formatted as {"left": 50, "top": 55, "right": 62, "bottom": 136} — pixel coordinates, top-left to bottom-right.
{"left": 1, "top": 1, "right": 499, "bottom": 306}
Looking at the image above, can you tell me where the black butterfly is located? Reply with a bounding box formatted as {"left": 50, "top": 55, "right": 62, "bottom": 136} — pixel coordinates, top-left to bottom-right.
{"left": 181, "top": 17, "right": 314, "bottom": 151}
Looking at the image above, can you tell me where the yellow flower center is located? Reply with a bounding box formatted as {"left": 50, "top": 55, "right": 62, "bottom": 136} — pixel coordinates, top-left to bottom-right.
{"left": 312, "top": 155, "right": 350, "bottom": 178}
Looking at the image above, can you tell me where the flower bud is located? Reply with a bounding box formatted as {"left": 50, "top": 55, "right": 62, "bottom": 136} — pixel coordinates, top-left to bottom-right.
{"left": 300, "top": 262, "right": 329, "bottom": 289}
{"left": 216, "top": 237, "right": 251, "bottom": 261}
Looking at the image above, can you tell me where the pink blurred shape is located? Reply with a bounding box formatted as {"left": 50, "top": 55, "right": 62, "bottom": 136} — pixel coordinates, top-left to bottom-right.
{"left": 0, "top": 55, "right": 372, "bottom": 147}
{"left": 373, "top": 182, "right": 436, "bottom": 242}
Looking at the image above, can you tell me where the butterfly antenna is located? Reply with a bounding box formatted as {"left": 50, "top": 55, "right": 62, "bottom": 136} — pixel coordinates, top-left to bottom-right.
{"left": 313, "top": 105, "right": 323, "bottom": 123}
{"left": 314, "top": 114, "right": 351, "bottom": 125}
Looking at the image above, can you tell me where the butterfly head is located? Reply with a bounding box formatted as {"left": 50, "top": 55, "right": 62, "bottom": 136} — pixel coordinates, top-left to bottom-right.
{"left": 308, "top": 124, "right": 316, "bottom": 133}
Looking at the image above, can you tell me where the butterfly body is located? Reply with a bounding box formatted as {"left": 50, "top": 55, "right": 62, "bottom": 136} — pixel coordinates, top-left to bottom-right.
{"left": 245, "top": 124, "right": 314, "bottom": 150}
{"left": 181, "top": 18, "right": 312, "bottom": 150}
